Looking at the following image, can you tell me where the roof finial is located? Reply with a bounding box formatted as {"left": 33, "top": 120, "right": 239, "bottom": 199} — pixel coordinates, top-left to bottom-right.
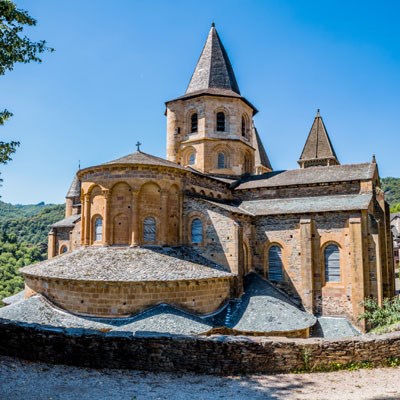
{"left": 211, "top": 22, "right": 215, "bottom": 28}
{"left": 317, "top": 108, "right": 320, "bottom": 116}
{"left": 136, "top": 141, "right": 142, "bottom": 152}
{"left": 372, "top": 154, "right": 376, "bottom": 163}
{"left": 78, "top": 160, "right": 81, "bottom": 170}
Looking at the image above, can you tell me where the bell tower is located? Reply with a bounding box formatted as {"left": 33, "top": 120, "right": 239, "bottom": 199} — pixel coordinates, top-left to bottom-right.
{"left": 165, "top": 24, "right": 272, "bottom": 176}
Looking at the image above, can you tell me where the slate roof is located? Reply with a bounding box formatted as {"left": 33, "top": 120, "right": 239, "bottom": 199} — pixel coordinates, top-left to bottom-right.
{"left": 0, "top": 275, "right": 323, "bottom": 337}
{"left": 253, "top": 126, "right": 272, "bottom": 171}
{"left": 186, "top": 24, "right": 240, "bottom": 95}
{"left": 299, "top": 110, "right": 339, "bottom": 164}
{"left": 1, "top": 290, "right": 25, "bottom": 306}
{"left": 238, "top": 193, "right": 372, "bottom": 216}
{"left": 206, "top": 273, "right": 316, "bottom": 334}
{"left": 311, "top": 317, "right": 360, "bottom": 339}
{"left": 21, "top": 246, "right": 233, "bottom": 282}
{"left": 103, "top": 151, "right": 186, "bottom": 170}
{"left": 235, "top": 162, "right": 376, "bottom": 190}
{"left": 0, "top": 295, "right": 213, "bottom": 335}
{"left": 66, "top": 174, "right": 81, "bottom": 198}
{"left": 51, "top": 214, "right": 81, "bottom": 228}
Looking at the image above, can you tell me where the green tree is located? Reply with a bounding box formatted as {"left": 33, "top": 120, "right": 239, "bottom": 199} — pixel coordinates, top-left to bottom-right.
{"left": 0, "top": 0, "right": 53, "bottom": 184}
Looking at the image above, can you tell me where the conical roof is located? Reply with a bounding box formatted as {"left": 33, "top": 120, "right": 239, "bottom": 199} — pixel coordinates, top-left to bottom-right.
{"left": 253, "top": 126, "right": 272, "bottom": 171}
{"left": 66, "top": 174, "right": 81, "bottom": 198}
{"left": 186, "top": 24, "right": 240, "bottom": 95}
{"left": 298, "top": 110, "right": 339, "bottom": 168}
{"left": 104, "top": 151, "right": 186, "bottom": 170}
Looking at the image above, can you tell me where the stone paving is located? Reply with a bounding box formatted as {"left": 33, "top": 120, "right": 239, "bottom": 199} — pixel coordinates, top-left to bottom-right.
{"left": 21, "top": 246, "right": 233, "bottom": 282}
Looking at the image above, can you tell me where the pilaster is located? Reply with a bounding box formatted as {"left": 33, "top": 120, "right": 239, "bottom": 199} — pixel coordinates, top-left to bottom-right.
{"left": 300, "top": 217, "right": 314, "bottom": 313}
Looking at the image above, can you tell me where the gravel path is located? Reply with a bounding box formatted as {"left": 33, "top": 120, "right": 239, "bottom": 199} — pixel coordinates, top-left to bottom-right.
{"left": 1, "top": 356, "right": 400, "bottom": 399}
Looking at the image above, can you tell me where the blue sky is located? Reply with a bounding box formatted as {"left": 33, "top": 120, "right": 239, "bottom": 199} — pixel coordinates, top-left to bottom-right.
{"left": 2, "top": 0, "right": 400, "bottom": 204}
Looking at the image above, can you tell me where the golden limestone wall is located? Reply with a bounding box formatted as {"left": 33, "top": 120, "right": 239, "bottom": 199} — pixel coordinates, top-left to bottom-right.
{"left": 78, "top": 165, "right": 232, "bottom": 247}
{"left": 252, "top": 208, "right": 394, "bottom": 328}
{"left": 24, "top": 276, "right": 234, "bottom": 316}
{"left": 166, "top": 95, "right": 256, "bottom": 175}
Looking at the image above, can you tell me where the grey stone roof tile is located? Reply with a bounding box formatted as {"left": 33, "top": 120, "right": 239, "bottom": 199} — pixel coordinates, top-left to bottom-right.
{"left": 51, "top": 214, "right": 81, "bottom": 228}
{"left": 253, "top": 126, "right": 272, "bottom": 170}
{"left": 299, "top": 110, "right": 339, "bottom": 164}
{"left": 207, "top": 273, "right": 316, "bottom": 334}
{"left": 66, "top": 174, "right": 81, "bottom": 198}
{"left": 239, "top": 193, "right": 372, "bottom": 216}
{"left": 21, "top": 246, "right": 233, "bottom": 282}
{"left": 104, "top": 151, "right": 186, "bottom": 170}
{"left": 235, "top": 162, "right": 376, "bottom": 190}
{"left": 186, "top": 25, "right": 240, "bottom": 95}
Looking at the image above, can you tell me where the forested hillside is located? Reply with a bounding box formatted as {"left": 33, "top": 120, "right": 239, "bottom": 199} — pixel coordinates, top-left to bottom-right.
{"left": 381, "top": 177, "right": 400, "bottom": 212}
{"left": 0, "top": 202, "right": 64, "bottom": 303}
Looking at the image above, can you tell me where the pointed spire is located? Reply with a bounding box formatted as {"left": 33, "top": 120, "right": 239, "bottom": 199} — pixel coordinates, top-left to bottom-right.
{"left": 186, "top": 25, "right": 240, "bottom": 95}
{"left": 298, "top": 110, "right": 340, "bottom": 168}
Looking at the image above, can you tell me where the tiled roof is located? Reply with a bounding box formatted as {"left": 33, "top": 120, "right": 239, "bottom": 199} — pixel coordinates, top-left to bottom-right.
{"left": 186, "top": 25, "right": 240, "bottom": 95}
{"left": 238, "top": 193, "right": 372, "bottom": 216}
{"left": 21, "top": 246, "right": 233, "bottom": 282}
{"left": 51, "top": 214, "right": 81, "bottom": 228}
{"left": 299, "top": 110, "right": 339, "bottom": 164}
{"left": 66, "top": 174, "right": 81, "bottom": 198}
{"left": 104, "top": 151, "right": 186, "bottom": 170}
{"left": 235, "top": 163, "right": 375, "bottom": 190}
{"left": 253, "top": 126, "right": 272, "bottom": 171}
{"left": 1, "top": 290, "right": 25, "bottom": 306}
{"left": 206, "top": 273, "right": 316, "bottom": 334}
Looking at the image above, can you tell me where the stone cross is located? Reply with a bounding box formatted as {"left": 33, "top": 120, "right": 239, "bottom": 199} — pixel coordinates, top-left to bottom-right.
{"left": 136, "top": 141, "right": 142, "bottom": 152}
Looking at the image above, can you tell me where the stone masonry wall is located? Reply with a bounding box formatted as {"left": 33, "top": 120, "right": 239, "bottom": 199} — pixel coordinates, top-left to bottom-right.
{"left": 24, "top": 276, "right": 233, "bottom": 317}
{"left": 1, "top": 318, "right": 400, "bottom": 375}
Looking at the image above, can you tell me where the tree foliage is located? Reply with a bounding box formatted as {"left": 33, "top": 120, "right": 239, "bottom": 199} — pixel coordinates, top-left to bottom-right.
{"left": 0, "top": 0, "right": 53, "bottom": 75}
{"left": 0, "top": 0, "right": 53, "bottom": 187}
{"left": 0, "top": 201, "right": 64, "bottom": 303}
{"left": 381, "top": 177, "right": 400, "bottom": 212}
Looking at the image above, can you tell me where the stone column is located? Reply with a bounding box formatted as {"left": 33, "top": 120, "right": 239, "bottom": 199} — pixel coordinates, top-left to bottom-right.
{"left": 300, "top": 217, "right": 314, "bottom": 313}
{"left": 349, "top": 215, "right": 366, "bottom": 327}
{"left": 102, "top": 189, "right": 110, "bottom": 246}
{"left": 48, "top": 229, "right": 56, "bottom": 259}
{"left": 160, "top": 189, "right": 169, "bottom": 245}
{"left": 130, "top": 191, "right": 139, "bottom": 246}
{"left": 83, "top": 193, "right": 91, "bottom": 246}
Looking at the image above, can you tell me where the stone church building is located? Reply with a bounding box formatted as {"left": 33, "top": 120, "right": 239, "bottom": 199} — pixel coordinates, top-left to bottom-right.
{"left": 15, "top": 25, "right": 394, "bottom": 336}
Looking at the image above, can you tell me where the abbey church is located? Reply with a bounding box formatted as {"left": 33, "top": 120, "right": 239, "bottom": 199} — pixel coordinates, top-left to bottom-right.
{"left": 11, "top": 25, "right": 394, "bottom": 336}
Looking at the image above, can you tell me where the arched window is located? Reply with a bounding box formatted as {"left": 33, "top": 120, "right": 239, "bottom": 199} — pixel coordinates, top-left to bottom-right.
{"left": 268, "top": 245, "right": 283, "bottom": 281}
{"left": 324, "top": 244, "right": 340, "bottom": 282}
{"left": 188, "top": 152, "right": 196, "bottom": 165}
{"left": 216, "top": 112, "right": 225, "bottom": 132}
{"left": 217, "top": 152, "right": 226, "bottom": 169}
{"left": 191, "top": 218, "right": 203, "bottom": 244}
{"left": 94, "top": 217, "right": 103, "bottom": 241}
{"left": 191, "top": 113, "right": 198, "bottom": 133}
{"left": 143, "top": 216, "right": 156, "bottom": 242}
{"left": 60, "top": 245, "right": 68, "bottom": 254}
{"left": 242, "top": 116, "right": 246, "bottom": 137}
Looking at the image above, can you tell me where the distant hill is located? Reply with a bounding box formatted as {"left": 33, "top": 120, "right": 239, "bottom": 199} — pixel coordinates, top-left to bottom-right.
{"left": 381, "top": 177, "right": 400, "bottom": 212}
{"left": 0, "top": 201, "right": 65, "bottom": 303}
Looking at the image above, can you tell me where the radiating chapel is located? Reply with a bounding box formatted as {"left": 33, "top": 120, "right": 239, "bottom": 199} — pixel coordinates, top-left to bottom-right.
{"left": 8, "top": 25, "right": 394, "bottom": 336}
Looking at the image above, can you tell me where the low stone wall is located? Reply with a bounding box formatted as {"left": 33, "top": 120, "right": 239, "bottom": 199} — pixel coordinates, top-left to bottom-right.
{"left": 1, "top": 318, "right": 400, "bottom": 375}
{"left": 24, "top": 276, "right": 233, "bottom": 317}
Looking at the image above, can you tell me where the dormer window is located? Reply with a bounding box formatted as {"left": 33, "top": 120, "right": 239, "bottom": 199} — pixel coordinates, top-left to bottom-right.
{"left": 216, "top": 112, "right": 225, "bottom": 132}
{"left": 191, "top": 113, "right": 198, "bottom": 133}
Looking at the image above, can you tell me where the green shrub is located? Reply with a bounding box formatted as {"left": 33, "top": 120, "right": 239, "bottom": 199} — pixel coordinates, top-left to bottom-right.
{"left": 359, "top": 297, "right": 400, "bottom": 329}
